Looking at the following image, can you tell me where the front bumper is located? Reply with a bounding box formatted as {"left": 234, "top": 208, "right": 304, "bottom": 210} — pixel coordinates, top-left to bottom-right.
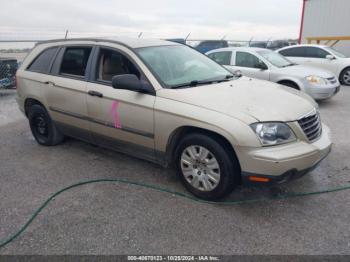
{"left": 305, "top": 83, "right": 340, "bottom": 100}
{"left": 237, "top": 124, "right": 332, "bottom": 185}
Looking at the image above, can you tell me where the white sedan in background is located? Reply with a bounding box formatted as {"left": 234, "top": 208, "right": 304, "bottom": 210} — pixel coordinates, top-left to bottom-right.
{"left": 277, "top": 44, "right": 350, "bottom": 86}
{"left": 206, "top": 47, "right": 340, "bottom": 100}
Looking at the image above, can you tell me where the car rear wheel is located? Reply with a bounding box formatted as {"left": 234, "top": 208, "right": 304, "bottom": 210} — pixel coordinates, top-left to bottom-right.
{"left": 175, "top": 133, "right": 239, "bottom": 200}
{"left": 28, "top": 104, "right": 64, "bottom": 146}
{"left": 340, "top": 67, "right": 350, "bottom": 86}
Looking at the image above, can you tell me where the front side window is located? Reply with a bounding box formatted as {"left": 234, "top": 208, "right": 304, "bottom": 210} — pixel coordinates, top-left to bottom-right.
{"left": 306, "top": 47, "right": 330, "bottom": 58}
{"left": 279, "top": 47, "right": 307, "bottom": 57}
{"left": 27, "top": 47, "right": 58, "bottom": 73}
{"left": 60, "top": 47, "right": 92, "bottom": 77}
{"left": 137, "top": 45, "right": 232, "bottom": 88}
{"left": 96, "top": 48, "right": 140, "bottom": 82}
{"left": 208, "top": 51, "right": 232, "bottom": 65}
{"left": 235, "top": 51, "right": 265, "bottom": 69}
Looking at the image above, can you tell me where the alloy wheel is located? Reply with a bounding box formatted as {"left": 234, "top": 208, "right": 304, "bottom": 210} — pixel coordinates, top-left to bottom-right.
{"left": 180, "top": 145, "right": 221, "bottom": 191}
{"left": 33, "top": 113, "right": 49, "bottom": 137}
{"left": 342, "top": 70, "right": 350, "bottom": 85}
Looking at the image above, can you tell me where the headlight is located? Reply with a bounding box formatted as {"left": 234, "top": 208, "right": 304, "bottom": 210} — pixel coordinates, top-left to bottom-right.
{"left": 306, "top": 75, "right": 327, "bottom": 85}
{"left": 250, "top": 122, "right": 296, "bottom": 146}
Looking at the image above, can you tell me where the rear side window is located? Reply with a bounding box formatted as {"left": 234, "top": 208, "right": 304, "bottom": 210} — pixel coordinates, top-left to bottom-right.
{"left": 208, "top": 51, "right": 232, "bottom": 65}
{"left": 60, "top": 47, "right": 92, "bottom": 77}
{"left": 27, "top": 47, "right": 58, "bottom": 73}
{"left": 279, "top": 47, "right": 307, "bottom": 57}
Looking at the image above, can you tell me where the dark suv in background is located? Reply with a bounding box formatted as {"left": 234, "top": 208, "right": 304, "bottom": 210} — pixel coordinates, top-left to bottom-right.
{"left": 194, "top": 40, "right": 229, "bottom": 53}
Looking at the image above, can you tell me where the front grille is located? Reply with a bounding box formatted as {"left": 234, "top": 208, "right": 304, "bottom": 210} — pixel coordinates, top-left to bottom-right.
{"left": 327, "top": 77, "right": 337, "bottom": 84}
{"left": 298, "top": 112, "right": 322, "bottom": 142}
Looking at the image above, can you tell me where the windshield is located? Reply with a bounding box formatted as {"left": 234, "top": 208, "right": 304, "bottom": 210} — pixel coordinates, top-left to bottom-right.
{"left": 323, "top": 47, "right": 347, "bottom": 58}
{"left": 137, "top": 45, "right": 233, "bottom": 88}
{"left": 257, "top": 50, "right": 294, "bottom": 68}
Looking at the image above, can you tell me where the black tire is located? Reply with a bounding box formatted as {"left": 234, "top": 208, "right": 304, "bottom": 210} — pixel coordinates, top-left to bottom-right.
{"left": 175, "top": 133, "right": 240, "bottom": 200}
{"left": 28, "top": 104, "right": 64, "bottom": 146}
{"left": 339, "top": 67, "right": 350, "bottom": 86}
{"left": 280, "top": 81, "right": 299, "bottom": 90}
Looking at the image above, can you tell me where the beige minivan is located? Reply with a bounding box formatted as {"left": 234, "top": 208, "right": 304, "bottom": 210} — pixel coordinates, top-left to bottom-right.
{"left": 16, "top": 38, "right": 332, "bottom": 200}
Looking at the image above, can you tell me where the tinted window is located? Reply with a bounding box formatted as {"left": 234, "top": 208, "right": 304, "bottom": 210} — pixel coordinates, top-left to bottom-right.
{"left": 279, "top": 47, "right": 307, "bottom": 57}
{"left": 27, "top": 47, "right": 58, "bottom": 73}
{"left": 96, "top": 48, "right": 140, "bottom": 82}
{"left": 60, "top": 47, "right": 92, "bottom": 77}
{"left": 306, "top": 47, "right": 330, "bottom": 58}
{"left": 235, "top": 52, "right": 265, "bottom": 69}
{"left": 208, "top": 51, "right": 232, "bottom": 65}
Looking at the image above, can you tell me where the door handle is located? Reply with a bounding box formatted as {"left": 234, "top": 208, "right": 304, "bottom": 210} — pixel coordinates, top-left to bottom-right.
{"left": 88, "top": 90, "right": 103, "bottom": 98}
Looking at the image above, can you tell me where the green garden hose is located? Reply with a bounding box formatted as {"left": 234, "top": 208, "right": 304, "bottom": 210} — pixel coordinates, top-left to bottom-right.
{"left": 1, "top": 178, "right": 350, "bottom": 249}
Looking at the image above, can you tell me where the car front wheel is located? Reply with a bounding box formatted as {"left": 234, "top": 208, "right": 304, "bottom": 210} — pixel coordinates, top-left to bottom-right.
{"left": 340, "top": 67, "right": 350, "bottom": 86}
{"left": 175, "top": 133, "right": 240, "bottom": 200}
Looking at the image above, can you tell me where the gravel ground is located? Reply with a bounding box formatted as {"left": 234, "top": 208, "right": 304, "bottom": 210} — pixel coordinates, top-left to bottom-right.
{"left": 0, "top": 87, "right": 349, "bottom": 255}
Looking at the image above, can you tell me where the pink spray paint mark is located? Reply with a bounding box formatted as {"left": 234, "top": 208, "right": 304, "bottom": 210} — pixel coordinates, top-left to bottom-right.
{"left": 110, "top": 101, "right": 122, "bottom": 129}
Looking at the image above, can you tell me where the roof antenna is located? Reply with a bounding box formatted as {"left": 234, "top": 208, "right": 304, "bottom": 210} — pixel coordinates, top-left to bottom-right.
{"left": 221, "top": 35, "right": 226, "bottom": 40}
{"left": 248, "top": 37, "right": 253, "bottom": 46}
{"left": 64, "top": 30, "right": 69, "bottom": 40}
{"left": 138, "top": 32, "right": 143, "bottom": 38}
{"left": 185, "top": 32, "right": 191, "bottom": 40}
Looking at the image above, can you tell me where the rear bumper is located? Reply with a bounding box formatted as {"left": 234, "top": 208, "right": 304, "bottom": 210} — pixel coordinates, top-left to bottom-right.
{"left": 16, "top": 95, "right": 26, "bottom": 115}
{"left": 236, "top": 123, "right": 332, "bottom": 185}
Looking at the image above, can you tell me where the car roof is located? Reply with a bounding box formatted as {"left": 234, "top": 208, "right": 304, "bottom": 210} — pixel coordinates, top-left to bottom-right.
{"left": 206, "top": 46, "right": 269, "bottom": 54}
{"left": 277, "top": 44, "right": 328, "bottom": 51}
{"left": 36, "top": 37, "right": 179, "bottom": 49}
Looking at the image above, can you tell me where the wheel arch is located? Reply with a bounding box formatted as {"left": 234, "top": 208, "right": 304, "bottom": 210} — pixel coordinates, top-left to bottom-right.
{"left": 24, "top": 97, "right": 46, "bottom": 117}
{"left": 277, "top": 79, "right": 301, "bottom": 90}
{"left": 165, "top": 125, "right": 242, "bottom": 181}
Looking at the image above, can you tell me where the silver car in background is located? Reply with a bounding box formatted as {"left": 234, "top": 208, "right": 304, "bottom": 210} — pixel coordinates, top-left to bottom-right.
{"left": 206, "top": 47, "right": 340, "bottom": 100}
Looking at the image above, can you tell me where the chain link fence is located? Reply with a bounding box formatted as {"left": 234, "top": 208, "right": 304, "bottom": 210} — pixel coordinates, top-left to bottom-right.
{"left": 0, "top": 42, "right": 33, "bottom": 89}
{"left": 0, "top": 57, "right": 19, "bottom": 89}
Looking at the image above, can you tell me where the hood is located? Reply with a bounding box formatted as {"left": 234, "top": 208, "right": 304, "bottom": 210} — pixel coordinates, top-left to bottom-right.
{"left": 278, "top": 64, "right": 334, "bottom": 78}
{"left": 157, "top": 77, "right": 317, "bottom": 123}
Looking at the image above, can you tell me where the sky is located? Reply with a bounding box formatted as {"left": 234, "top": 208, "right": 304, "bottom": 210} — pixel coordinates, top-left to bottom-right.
{"left": 0, "top": 0, "right": 302, "bottom": 44}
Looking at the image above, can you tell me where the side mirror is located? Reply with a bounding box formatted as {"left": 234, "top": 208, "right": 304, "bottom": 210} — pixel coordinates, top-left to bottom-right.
{"left": 256, "top": 60, "right": 268, "bottom": 70}
{"left": 326, "top": 54, "right": 335, "bottom": 60}
{"left": 111, "top": 74, "right": 153, "bottom": 94}
{"left": 233, "top": 70, "right": 242, "bottom": 77}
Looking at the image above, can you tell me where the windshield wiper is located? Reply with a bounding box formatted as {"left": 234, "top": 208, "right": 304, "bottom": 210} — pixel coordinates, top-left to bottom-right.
{"left": 171, "top": 75, "right": 235, "bottom": 89}
{"left": 171, "top": 80, "right": 215, "bottom": 89}
{"left": 281, "top": 63, "right": 296, "bottom": 68}
{"left": 216, "top": 74, "right": 235, "bottom": 83}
